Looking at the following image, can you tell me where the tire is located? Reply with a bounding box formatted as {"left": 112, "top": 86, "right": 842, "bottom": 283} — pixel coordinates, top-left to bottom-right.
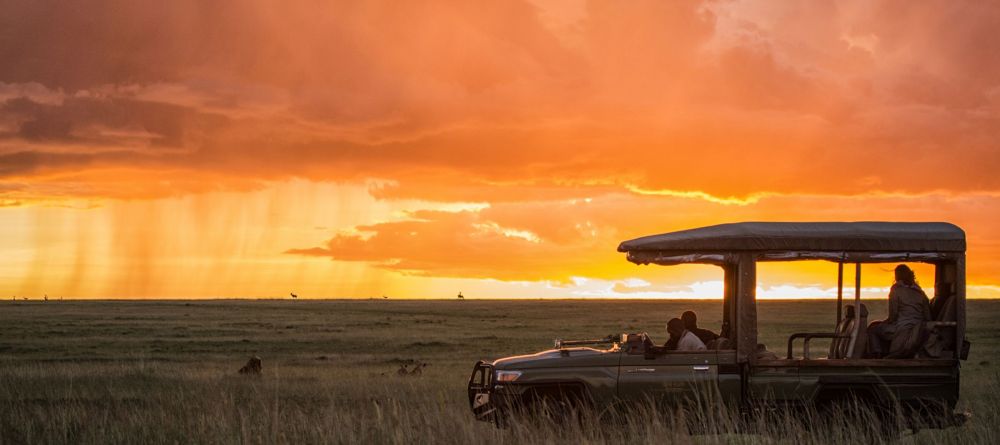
{"left": 817, "top": 389, "right": 902, "bottom": 442}
{"left": 518, "top": 384, "right": 592, "bottom": 425}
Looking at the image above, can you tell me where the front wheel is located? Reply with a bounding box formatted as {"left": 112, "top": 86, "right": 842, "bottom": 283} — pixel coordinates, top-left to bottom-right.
{"left": 511, "top": 384, "right": 593, "bottom": 425}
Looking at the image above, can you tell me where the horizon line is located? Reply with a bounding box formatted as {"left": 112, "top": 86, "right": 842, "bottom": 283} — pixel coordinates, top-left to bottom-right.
{"left": 7, "top": 296, "right": 1000, "bottom": 301}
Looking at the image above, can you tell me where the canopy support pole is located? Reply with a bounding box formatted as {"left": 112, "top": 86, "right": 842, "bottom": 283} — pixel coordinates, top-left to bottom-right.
{"left": 736, "top": 253, "right": 757, "bottom": 364}
{"left": 836, "top": 262, "right": 844, "bottom": 325}
{"left": 847, "top": 263, "right": 862, "bottom": 357}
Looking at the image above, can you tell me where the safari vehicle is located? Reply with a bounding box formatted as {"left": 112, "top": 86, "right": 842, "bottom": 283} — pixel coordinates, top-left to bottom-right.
{"left": 468, "top": 222, "right": 970, "bottom": 429}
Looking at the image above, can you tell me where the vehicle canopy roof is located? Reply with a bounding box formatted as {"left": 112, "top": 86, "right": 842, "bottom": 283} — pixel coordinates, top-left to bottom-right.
{"left": 618, "top": 222, "right": 965, "bottom": 265}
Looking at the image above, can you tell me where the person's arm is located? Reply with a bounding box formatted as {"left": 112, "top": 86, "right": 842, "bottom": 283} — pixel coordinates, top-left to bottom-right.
{"left": 664, "top": 337, "right": 678, "bottom": 351}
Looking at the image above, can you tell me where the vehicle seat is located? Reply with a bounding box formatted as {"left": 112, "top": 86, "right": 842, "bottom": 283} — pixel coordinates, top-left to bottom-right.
{"left": 787, "top": 304, "right": 868, "bottom": 360}
{"left": 756, "top": 343, "right": 778, "bottom": 360}
{"left": 920, "top": 322, "right": 950, "bottom": 358}
{"left": 934, "top": 293, "right": 957, "bottom": 347}
{"left": 827, "top": 307, "right": 850, "bottom": 358}
{"left": 829, "top": 304, "right": 868, "bottom": 359}
{"left": 847, "top": 304, "right": 869, "bottom": 358}
{"left": 706, "top": 337, "right": 733, "bottom": 350}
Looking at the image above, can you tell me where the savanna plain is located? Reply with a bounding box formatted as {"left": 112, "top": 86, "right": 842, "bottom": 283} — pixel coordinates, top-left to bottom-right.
{"left": 1, "top": 299, "right": 998, "bottom": 444}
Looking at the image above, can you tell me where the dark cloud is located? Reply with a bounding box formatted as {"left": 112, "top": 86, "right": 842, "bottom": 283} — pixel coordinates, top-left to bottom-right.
{"left": 0, "top": 0, "right": 998, "bottom": 204}
{"left": 0, "top": 150, "right": 97, "bottom": 177}
{"left": 0, "top": 96, "right": 226, "bottom": 147}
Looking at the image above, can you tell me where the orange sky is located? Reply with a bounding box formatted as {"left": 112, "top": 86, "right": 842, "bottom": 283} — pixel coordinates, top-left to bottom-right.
{"left": 2, "top": 1, "right": 999, "bottom": 299}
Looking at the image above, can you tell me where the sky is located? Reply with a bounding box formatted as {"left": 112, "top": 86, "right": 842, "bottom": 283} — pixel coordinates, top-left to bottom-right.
{"left": 2, "top": 0, "right": 999, "bottom": 299}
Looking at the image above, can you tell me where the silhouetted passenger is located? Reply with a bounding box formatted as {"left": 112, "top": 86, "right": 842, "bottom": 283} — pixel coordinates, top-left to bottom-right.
{"left": 681, "top": 310, "right": 720, "bottom": 345}
{"left": 867, "top": 264, "right": 931, "bottom": 358}
{"left": 666, "top": 318, "right": 706, "bottom": 351}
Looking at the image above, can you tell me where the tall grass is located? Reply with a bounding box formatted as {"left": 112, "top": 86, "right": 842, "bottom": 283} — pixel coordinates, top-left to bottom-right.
{"left": 1, "top": 300, "right": 998, "bottom": 444}
{"left": 1, "top": 359, "right": 997, "bottom": 444}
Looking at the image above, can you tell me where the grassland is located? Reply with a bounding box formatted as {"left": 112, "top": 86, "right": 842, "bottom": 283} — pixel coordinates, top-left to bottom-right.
{"left": 1, "top": 299, "right": 998, "bottom": 444}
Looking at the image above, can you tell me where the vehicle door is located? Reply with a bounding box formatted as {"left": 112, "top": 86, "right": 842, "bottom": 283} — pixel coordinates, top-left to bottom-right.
{"left": 617, "top": 338, "right": 721, "bottom": 408}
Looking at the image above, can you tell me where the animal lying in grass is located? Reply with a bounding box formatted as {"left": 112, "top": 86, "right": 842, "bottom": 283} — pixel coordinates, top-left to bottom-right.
{"left": 397, "top": 363, "right": 428, "bottom": 376}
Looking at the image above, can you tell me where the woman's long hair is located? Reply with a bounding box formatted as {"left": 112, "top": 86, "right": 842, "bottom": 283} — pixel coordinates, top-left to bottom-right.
{"left": 894, "top": 264, "right": 917, "bottom": 286}
{"left": 894, "top": 264, "right": 927, "bottom": 297}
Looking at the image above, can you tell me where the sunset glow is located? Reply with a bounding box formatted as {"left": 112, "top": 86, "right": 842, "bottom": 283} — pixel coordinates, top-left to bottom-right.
{"left": 2, "top": 1, "right": 1000, "bottom": 299}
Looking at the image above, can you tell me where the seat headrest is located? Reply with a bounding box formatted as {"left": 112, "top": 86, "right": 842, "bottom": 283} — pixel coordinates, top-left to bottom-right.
{"left": 844, "top": 304, "right": 869, "bottom": 319}
{"left": 712, "top": 337, "right": 733, "bottom": 350}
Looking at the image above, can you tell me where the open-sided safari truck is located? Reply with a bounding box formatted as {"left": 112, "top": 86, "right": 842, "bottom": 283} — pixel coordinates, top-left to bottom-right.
{"left": 469, "top": 222, "right": 969, "bottom": 429}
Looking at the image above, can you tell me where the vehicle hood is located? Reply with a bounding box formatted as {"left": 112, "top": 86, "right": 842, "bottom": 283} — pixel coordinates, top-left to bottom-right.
{"left": 492, "top": 347, "right": 616, "bottom": 370}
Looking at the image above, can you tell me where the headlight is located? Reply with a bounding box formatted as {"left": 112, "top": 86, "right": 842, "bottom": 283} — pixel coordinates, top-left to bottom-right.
{"left": 495, "top": 370, "right": 522, "bottom": 383}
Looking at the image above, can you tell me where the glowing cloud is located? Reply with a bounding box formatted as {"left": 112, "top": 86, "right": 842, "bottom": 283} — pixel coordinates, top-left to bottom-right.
{"left": 1, "top": 1, "right": 999, "bottom": 298}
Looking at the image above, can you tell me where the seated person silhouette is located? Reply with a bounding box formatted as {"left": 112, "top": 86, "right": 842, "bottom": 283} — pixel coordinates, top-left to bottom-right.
{"left": 681, "top": 310, "right": 719, "bottom": 345}
{"left": 666, "top": 317, "right": 706, "bottom": 351}
{"left": 867, "top": 264, "right": 931, "bottom": 358}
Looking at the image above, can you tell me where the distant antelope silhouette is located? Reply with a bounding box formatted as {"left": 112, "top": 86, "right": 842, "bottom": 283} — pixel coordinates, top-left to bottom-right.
{"left": 290, "top": 292, "right": 298, "bottom": 299}
{"left": 457, "top": 292, "right": 464, "bottom": 300}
